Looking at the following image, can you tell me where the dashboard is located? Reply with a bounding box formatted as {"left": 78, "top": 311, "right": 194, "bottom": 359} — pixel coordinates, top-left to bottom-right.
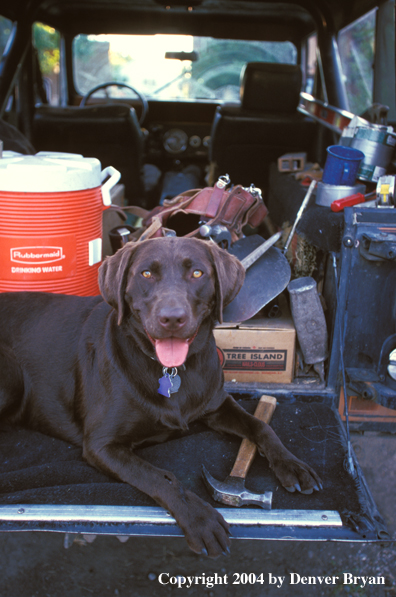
{"left": 145, "top": 122, "right": 212, "bottom": 164}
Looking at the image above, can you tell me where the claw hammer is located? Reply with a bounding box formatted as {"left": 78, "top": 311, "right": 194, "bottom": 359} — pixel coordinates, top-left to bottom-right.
{"left": 202, "top": 395, "right": 276, "bottom": 509}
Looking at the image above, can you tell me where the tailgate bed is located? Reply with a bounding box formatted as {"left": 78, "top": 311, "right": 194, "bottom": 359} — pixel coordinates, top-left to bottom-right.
{"left": 0, "top": 391, "right": 389, "bottom": 543}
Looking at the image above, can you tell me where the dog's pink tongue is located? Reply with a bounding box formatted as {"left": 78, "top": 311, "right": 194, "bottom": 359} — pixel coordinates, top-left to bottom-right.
{"left": 155, "top": 338, "right": 189, "bottom": 367}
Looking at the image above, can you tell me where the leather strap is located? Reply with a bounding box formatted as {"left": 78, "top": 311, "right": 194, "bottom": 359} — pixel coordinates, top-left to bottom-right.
{"left": 205, "top": 182, "right": 226, "bottom": 218}
{"left": 127, "top": 182, "right": 268, "bottom": 242}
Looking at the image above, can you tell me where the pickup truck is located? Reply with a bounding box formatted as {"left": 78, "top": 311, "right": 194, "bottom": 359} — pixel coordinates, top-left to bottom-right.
{"left": 0, "top": 0, "right": 394, "bottom": 548}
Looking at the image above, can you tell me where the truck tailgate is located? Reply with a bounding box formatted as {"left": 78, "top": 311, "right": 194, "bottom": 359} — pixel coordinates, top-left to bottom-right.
{"left": 0, "top": 392, "right": 389, "bottom": 542}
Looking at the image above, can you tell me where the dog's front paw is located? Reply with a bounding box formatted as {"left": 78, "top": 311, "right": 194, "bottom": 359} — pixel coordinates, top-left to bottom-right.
{"left": 175, "top": 490, "right": 231, "bottom": 558}
{"left": 269, "top": 451, "right": 323, "bottom": 495}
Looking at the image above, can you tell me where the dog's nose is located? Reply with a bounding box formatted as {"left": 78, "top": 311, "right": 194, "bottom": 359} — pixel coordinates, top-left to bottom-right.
{"left": 158, "top": 307, "right": 187, "bottom": 331}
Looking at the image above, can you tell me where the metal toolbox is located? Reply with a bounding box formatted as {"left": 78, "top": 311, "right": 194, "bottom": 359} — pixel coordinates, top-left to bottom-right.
{"left": 330, "top": 206, "right": 396, "bottom": 419}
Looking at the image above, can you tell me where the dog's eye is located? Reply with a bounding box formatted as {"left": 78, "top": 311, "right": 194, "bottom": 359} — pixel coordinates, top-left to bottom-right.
{"left": 192, "top": 269, "right": 203, "bottom": 278}
{"left": 141, "top": 270, "right": 152, "bottom": 279}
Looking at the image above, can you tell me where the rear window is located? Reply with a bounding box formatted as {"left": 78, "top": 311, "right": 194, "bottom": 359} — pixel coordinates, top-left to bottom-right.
{"left": 73, "top": 34, "right": 297, "bottom": 103}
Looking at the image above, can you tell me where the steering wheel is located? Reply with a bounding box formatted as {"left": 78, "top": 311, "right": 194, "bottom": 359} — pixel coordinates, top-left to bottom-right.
{"left": 79, "top": 82, "right": 149, "bottom": 125}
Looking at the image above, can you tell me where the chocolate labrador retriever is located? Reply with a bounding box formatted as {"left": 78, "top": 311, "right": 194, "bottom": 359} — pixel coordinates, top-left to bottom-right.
{"left": 0, "top": 237, "right": 321, "bottom": 557}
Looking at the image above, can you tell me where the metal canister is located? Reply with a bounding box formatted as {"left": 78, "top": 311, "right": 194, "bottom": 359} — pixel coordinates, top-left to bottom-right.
{"left": 340, "top": 120, "right": 396, "bottom": 182}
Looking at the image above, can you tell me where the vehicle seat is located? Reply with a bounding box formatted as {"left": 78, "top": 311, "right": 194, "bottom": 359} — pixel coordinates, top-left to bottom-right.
{"left": 209, "top": 62, "right": 317, "bottom": 193}
{"left": 32, "top": 104, "right": 145, "bottom": 204}
{"left": 0, "top": 118, "right": 36, "bottom": 154}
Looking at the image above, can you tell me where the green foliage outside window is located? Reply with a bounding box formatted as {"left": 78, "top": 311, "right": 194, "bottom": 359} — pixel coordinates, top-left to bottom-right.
{"left": 33, "top": 22, "right": 60, "bottom": 76}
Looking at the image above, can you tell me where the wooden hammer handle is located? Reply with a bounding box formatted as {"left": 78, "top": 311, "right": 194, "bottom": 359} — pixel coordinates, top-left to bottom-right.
{"left": 229, "top": 395, "right": 277, "bottom": 479}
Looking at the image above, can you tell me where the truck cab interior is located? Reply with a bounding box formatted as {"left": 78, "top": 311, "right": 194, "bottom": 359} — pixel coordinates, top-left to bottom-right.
{"left": 1, "top": 0, "right": 392, "bottom": 206}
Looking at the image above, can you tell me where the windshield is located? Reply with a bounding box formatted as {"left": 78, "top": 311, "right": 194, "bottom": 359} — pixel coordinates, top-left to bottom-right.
{"left": 73, "top": 34, "right": 297, "bottom": 102}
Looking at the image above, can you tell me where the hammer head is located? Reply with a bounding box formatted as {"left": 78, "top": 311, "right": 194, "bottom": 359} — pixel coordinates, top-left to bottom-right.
{"left": 202, "top": 465, "right": 272, "bottom": 509}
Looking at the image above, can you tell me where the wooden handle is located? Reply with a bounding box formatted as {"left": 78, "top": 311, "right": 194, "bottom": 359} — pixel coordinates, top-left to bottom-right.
{"left": 229, "top": 395, "right": 277, "bottom": 479}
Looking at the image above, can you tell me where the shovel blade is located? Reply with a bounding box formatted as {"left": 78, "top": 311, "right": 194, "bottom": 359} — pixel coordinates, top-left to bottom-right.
{"left": 223, "top": 235, "right": 291, "bottom": 323}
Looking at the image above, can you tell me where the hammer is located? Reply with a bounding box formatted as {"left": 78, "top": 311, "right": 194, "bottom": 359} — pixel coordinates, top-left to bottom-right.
{"left": 202, "top": 395, "right": 276, "bottom": 509}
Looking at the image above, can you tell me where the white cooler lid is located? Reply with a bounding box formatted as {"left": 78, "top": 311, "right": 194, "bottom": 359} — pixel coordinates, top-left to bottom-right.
{"left": 0, "top": 152, "right": 103, "bottom": 192}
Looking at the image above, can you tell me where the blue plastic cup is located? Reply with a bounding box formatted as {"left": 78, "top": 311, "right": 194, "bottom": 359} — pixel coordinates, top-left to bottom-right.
{"left": 322, "top": 145, "right": 365, "bottom": 186}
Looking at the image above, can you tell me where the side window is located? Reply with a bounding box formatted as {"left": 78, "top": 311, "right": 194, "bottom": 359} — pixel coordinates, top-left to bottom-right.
{"left": 0, "top": 15, "right": 13, "bottom": 59}
{"left": 33, "top": 22, "right": 60, "bottom": 105}
{"left": 302, "top": 33, "right": 317, "bottom": 95}
{"left": 338, "top": 9, "right": 376, "bottom": 115}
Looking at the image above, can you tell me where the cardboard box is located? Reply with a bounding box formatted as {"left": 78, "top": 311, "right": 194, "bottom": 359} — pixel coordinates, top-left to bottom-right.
{"left": 214, "top": 306, "right": 296, "bottom": 383}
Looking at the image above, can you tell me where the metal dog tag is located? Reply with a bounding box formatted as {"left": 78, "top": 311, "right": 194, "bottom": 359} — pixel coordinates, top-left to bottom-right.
{"left": 169, "top": 374, "right": 181, "bottom": 394}
{"left": 158, "top": 367, "right": 181, "bottom": 397}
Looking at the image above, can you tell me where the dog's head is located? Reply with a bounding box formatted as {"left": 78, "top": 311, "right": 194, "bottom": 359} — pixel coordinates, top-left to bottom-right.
{"left": 98, "top": 237, "right": 244, "bottom": 367}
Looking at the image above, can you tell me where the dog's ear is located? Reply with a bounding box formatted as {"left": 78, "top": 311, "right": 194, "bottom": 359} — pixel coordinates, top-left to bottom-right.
{"left": 207, "top": 241, "right": 245, "bottom": 323}
{"left": 98, "top": 242, "right": 140, "bottom": 325}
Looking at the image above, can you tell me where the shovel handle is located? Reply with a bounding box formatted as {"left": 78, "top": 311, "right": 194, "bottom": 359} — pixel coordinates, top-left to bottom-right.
{"left": 240, "top": 231, "right": 282, "bottom": 270}
{"left": 229, "top": 395, "right": 277, "bottom": 479}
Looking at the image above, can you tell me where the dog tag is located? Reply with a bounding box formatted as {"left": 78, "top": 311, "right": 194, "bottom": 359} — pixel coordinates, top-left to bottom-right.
{"left": 158, "top": 367, "right": 181, "bottom": 397}
{"left": 169, "top": 374, "right": 181, "bottom": 394}
{"left": 158, "top": 374, "right": 173, "bottom": 397}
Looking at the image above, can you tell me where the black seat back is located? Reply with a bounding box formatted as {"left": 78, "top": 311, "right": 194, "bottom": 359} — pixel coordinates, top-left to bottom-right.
{"left": 210, "top": 62, "right": 317, "bottom": 192}
{"left": 32, "top": 104, "right": 144, "bottom": 204}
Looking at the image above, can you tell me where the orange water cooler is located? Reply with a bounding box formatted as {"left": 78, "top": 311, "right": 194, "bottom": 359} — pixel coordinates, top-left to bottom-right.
{"left": 0, "top": 152, "right": 120, "bottom": 296}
